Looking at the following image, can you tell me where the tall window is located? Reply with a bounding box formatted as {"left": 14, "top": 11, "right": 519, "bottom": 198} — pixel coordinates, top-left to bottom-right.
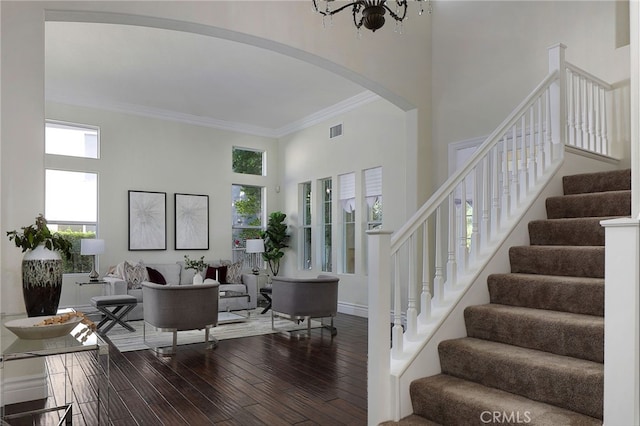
{"left": 340, "top": 173, "right": 356, "bottom": 274}
{"left": 320, "top": 178, "right": 333, "bottom": 272}
{"left": 231, "top": 184, "right": 264, "bottom": 261}
{"left": 365, "top": 167, "right": 383, "bottom": 230}
{"left": 232, "top": 147, "right": 265, "bottom": 176}
{"left": 45, "top": 169, "right": 98, "bottom": 274}
{"left": 301, "top": 182, "right": 312, "bottom": 270}
{"left": 45, "top": 121, "right": 99, "bottom": 159}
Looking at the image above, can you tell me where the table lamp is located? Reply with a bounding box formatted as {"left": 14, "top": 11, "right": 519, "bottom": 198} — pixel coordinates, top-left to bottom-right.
{"left": 245, "top": 239, "right": 265, "bottom": 275}
{"left": 81, "top": 238, "right": 105, "bottom": 281}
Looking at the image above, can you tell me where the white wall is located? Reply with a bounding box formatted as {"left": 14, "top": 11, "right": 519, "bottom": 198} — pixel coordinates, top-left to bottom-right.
{"left": 279, "top": 98, "right": 408, "bottom": 315}
{"left": 45, "top": 102, "right": 280, "bottom": 308}
{"left": 431, "top": 0, "right": 630, "bottom": 187}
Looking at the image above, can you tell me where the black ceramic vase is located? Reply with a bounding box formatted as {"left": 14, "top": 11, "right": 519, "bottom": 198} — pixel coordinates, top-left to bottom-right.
{"left": 22, "top": 244, "right": 63, "bottom": 317}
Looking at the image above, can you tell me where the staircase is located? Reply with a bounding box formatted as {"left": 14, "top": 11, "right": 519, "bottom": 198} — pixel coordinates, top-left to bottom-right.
{"left": 384, "top": 168, "right": 631, "bottom": 425}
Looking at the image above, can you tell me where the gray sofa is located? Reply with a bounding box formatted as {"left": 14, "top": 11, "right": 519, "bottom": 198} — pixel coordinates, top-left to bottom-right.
{"left": 103, "top": 261, "right": 258, "bottom": 321}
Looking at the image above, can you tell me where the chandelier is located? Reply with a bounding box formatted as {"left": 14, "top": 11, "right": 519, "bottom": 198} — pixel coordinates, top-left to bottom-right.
{"left": 312, "top": 0, "right": 431, "bottom": 33}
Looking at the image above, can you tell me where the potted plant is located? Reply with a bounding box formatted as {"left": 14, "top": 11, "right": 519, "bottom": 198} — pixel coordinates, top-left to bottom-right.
{"left": 261, "top": 211, "right": 289, "bottom": 276}
{"left": 7, "top": 214, "right": 72, "bottom": 317}
{"left": 183, "top": 255, "right": 209, "bottom": 284}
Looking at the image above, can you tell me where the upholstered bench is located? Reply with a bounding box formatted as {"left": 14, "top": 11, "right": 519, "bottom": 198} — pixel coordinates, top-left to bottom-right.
{"left": 91, "top": 294, "right": 138, "bottom": 334}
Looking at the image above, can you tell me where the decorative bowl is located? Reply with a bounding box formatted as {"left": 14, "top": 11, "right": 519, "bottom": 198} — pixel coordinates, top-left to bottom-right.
{"left": 4, "top": 315, "right": 83, "bottom": 340}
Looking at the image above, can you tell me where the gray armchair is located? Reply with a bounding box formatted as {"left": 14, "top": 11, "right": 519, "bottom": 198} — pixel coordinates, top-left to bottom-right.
{"left": 142, "top": 282, "right": 219, "bottom": 355}
{"left": 270, "top": 275, "right": 339, "bottom": 337}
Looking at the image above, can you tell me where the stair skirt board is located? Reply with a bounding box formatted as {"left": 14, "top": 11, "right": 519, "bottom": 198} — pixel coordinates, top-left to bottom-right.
{"left": 399, "top": 168, "right": 629, "bottom": 425}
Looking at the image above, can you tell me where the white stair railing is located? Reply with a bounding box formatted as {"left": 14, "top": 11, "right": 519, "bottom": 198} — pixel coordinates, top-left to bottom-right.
{"left": 367, "top": 44, "right": 617, "bottom": 425}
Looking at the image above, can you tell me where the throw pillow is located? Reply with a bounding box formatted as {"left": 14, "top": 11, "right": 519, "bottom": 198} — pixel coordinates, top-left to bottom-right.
{"left": 224, "top": 260, "right": 243, "bottom": 284}
{"left": 146, "top": 267, "right": 167, "bottom": 285}
{"left": 123, "top": 261, "right": 147, "bottom": 289}
{"left": 205, "top": 265, "right": 228, "bottom": 283}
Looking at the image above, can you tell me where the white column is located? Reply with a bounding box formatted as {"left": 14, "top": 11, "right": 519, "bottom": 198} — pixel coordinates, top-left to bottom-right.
{"left": 600, "top": 218, "right": 640, "bottom": 426}
{"left": 548, "top": 43, "right": 566, "bottom": 153}
{"left": 367, "top": 229, "right": 393, "bottom": 426}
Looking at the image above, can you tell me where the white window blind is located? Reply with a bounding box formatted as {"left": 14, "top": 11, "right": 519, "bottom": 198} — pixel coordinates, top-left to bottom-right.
{"left": 364, "top": 167, "right": 382, "bottom": 207}
{"left": 339, "top": 172, "right": 356, "bottom": 213}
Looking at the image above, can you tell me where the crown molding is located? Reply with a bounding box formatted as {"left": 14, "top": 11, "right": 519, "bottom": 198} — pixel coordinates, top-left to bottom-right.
{"left": 46, "top": 91, "right": 381, "bottom": 139}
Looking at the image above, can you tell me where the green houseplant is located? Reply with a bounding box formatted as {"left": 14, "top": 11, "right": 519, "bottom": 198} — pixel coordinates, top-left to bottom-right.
{"left": 261, "top": 211, "right": 289, "bottom": 276}
{"left": 7, "top": 214, "right": 72, "bottom": 316}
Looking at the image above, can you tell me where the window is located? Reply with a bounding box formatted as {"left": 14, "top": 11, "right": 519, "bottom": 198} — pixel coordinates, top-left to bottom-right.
{"left": 231, "top": 184, "right": 264, "bottom": 261}
{"left": 45, "top": 121, "right": 99, "bottom": 159}
{"left": 320, "top": 178, "right": 333, "bottom": 272}
{"left": 45, "top": 169, "right": 98, "bottom": 273}
{"left": 233, "top": 147, "right": 265, "bottom": 176}
{"left": 365, "top": 167, "right": 383, "bottom": 230}
{"left": 301, "top": 182, "right": 312, "bottom": 270}
{"left": 340, "top": 173, "right": 356, "bottom": 274}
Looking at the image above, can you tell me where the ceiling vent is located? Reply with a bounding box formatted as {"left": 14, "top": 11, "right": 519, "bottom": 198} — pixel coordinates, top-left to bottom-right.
{"left": 329, "top": 123, "right": 343, "bottom": 139}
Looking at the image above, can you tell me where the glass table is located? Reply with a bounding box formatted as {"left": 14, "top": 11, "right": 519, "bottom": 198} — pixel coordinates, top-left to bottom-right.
{"left": 0, "top": 310, "right": 109, "bottom": 425}
{"left": 218, "top": 291, "right": 251, "bottom": 324}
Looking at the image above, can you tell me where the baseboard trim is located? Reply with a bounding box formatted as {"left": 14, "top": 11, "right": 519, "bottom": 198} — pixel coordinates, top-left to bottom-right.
{"left": 2, "top": 373, "right": 48, "bottom": 405}
{"left": 338, "top": 301, "right": 368, "bottom": 318}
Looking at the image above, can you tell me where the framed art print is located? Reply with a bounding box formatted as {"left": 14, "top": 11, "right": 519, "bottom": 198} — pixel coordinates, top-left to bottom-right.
{"left": 175, "top": 193, "right": 209, "bottom": 250}
{"left": 128, "top": 190, "right": 167, "bottom": 250}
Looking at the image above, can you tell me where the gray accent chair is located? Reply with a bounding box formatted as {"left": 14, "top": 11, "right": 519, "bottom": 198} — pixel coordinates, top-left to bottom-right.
{"left": 142, "top": 281, "right": 219, "bottom": 355}
{"left": 270, "top": 275, "right": 339, "bottom": 337}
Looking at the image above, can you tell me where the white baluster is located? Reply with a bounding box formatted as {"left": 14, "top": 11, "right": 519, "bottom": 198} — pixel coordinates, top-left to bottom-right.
{"left": 546, "top": 89, "right": 553, "bottom": 165}
{"left": 501, "top": 135, "right": 511, "bottom": 225}
{"left": 588, "top": 81, "right": 596, "bottom": 151}
{"left": 520, "top": 115, "right": 529, "bottom": 197}
{"left": 459, "top": 180, "right": 468, "bottom": 274}
{"left": 481, "top": 156, "right": 490, "bottom": 249}
{"left": 537, "top": 96, "right": 546, "bottom": 177}
{"left": 595, "top": 83, "right": 602, "bottom": 154}
{"left": 406, "top": 235, "right": 417, "bottom": 340}
{"left": 529, "top": 106, "right": 537, "bottom": 186}
{"left": 391, "top": 254, "right": 403, "bottom": 358}
{"left": 491, "top": 146, "right": 500, "bottom": 237}
{"left": 511, "top": 125, "right": 519, "bottom": 209}
{"left": 418, "top": 222, "right": 431, "bottom": 324}
{"left": 471, "top": 167, "right": 480, "bottom": 264}
{"left": 581, "top": 76, "right": 588, "bottom": 149}
{"left": 567, "top": 69, "right": 576, "bottom": 147}
{"left": 434, "top": 206, "right": 445, "bottom": 304}
{"left": 446, "top": 195, "right": 457, "bottom": 289}
{"left": 601, "top": 87, "right": 609, "bottom": 155}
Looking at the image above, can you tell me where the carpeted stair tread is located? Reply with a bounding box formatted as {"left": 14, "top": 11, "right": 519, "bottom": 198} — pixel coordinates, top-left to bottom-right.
{"left": 528, "top": 217, "right": 610, "bottom": 246}
{"left": 488, "top": 273, "right": 603, "bottom": 316}
{"left": 464, "top": 304, "right": 603, "bottom": 362}
{"left": 546, "top": 190, "right": 631, "bottom": 219}
{"left": 509, "top": 245, "right": 604, "bottom": 278}
{"left": 562, "top": 168, "right": 630, "bottom": 195}
{"left": 380, "top": 414, "right": 441, "bottom": 426}
{"left": 439, "top": 338, "right": 603, "bottom": 418}
{"left": 409, "top": 374, "right": 602, "bottom": 426}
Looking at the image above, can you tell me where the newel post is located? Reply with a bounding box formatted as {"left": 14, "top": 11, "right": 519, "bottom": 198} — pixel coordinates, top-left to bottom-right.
{"left": 548, "top": 43, "right": 567, "bottom": 155}
{"left": 367, "top": 229, "right": 393, "bottom": 426}
{"left": 600, "top": 218, "right": 640, "bottom": 426}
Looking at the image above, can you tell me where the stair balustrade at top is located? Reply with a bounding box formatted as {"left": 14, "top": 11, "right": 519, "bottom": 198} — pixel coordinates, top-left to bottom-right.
{"left": 367, "top": 43, "right": 619, "bottom": 425}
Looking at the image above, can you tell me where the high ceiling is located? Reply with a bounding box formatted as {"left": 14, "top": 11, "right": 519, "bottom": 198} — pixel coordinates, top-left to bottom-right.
{"left": 45, "top": 22, "right": 372, "bottom": 138}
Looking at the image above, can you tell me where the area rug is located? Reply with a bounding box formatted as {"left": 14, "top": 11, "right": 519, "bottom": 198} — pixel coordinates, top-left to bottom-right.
{"left": 105, "top": 309, "right": 322, "bottom": 353}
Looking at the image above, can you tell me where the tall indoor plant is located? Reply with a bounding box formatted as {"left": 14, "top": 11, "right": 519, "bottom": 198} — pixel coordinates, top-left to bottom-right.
{"left": 7, "top": 214, "right": 72, "bottom": 316}
{"left": 261, "top": 211, "right": 289, "bottom": 276}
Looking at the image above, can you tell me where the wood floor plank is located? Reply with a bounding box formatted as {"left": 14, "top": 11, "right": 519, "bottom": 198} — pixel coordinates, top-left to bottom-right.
{"left": 4, "top": 313, "right": 368, "bottom": 425}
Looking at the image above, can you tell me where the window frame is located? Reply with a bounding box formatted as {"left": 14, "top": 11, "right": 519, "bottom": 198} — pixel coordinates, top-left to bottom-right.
{"left": 232, "top": 146, "right": 266, "bottom": 176}
{"left": 45, "top": 120, "right": 100, "bottom": 159}
{"left": 300, "top": 181, "right": 312, "bottom": 270}
{"left": 319, "top": 177, "right": 333, "bottom": 273}
{"left": 231, "top": 184, "right": 265, "bottom": 262}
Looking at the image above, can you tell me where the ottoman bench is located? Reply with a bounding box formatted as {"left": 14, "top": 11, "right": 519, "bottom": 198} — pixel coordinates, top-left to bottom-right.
{"left": 91, "top": 295, "right": 138, "bottom": 334}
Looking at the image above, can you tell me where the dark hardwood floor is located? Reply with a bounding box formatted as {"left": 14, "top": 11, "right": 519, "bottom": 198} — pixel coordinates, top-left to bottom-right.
{"left": 6, "top": 313, "right": 368, "bottom": 426}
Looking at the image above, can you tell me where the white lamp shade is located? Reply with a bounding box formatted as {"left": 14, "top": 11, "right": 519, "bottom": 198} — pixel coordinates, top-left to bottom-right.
{"left": 81, "top": 239, "right": 105, "bottom": 255}
{"left": 245, "top": 239, "right": 265, "bottom": 254}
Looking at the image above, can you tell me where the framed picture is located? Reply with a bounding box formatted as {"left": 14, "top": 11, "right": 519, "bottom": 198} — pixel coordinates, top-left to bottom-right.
{"left": 128, "top": 190, "right": 167, "bottom": 250}
{"left": 175, "top": 193, "right": 209, "bottom": 250}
